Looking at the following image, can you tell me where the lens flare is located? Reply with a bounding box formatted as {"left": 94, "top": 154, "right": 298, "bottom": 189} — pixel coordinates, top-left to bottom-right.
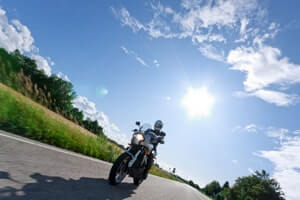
{"left": 96, "top": 87, "right": 108, "bottom": 97}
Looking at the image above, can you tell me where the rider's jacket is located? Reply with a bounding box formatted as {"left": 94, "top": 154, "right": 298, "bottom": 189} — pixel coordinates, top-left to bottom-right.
{"left": 154, "top": 130, "right": 166, "bottom": 137}
{"left": 145, "top": 129, "right": 166, "bottom": 152}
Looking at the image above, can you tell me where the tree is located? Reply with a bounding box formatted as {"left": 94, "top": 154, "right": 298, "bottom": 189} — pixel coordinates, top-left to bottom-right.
{"left": 68, "top": 108, "right": 84, "bottom": 125}
{"left": 228, "top": 170, "right": 285, "bottom": 200}
{"left": 45, "top": 75, "right": 76, "bottom": 113}
{"left": 223, "top": 181, "right": 230, "bottom": 189}
{"left": 188, "top": 180, "right": 200, "bottom": 190}
{"left": 219, "top": 187, "right": 231, "bottom": 200}
{"left": 203, "top": 180, "right": 222, "bottom": 197}
{"left": 172, "top": 168, "right": 176, "bottom": 174}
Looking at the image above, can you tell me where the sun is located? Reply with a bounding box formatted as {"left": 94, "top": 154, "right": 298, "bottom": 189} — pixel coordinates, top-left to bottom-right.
{"left": 182, "top": 87, "right": 215, "bottom": 118}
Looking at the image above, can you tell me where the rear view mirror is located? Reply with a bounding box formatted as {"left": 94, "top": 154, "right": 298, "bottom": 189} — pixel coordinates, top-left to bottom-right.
{"left": 136, "top": 121, "right": 141, "bottom": 126}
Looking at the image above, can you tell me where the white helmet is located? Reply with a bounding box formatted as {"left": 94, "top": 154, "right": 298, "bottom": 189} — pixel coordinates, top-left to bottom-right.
{"left": 154, "top": 120, "right": 163, "bottom": 131}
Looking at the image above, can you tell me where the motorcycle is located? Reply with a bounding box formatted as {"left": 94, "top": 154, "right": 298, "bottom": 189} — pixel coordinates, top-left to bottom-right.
{"left": 108, "top": 121, "right": 164, "bottom": 186}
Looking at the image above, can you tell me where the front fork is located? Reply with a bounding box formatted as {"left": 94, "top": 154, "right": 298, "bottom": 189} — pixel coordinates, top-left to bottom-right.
{"left": 125, "top": 146, "right": 142, "bottom": 168}
{"left": 126, "top": 146, "right": 152, "bottom": 167}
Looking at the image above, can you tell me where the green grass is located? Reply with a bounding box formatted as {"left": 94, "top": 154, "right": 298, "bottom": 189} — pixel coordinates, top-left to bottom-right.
{"left": 0, "top": 82, "right": 122, "bottom": 162}
{"left": 150, "top": 166, "right": 183, "bottom": 182}
{"left": 0, "top": 83, "right": 182, "bottom": 182}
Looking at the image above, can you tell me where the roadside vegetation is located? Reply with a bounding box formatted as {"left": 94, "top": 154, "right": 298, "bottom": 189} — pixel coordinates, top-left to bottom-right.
{"left": 201, "top": 170, "right": 285, "bottom": 200}
{"left": 0, "top": 82, "right": 122, "bottom": 162}
{"left": 0, "top": 48, "right": 107, "bottom": 140}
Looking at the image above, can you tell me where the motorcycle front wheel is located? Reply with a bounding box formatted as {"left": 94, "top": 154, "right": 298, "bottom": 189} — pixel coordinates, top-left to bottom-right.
{"left": 108, "top": 153, "right": 130, "bottom": 185}
{"left": 133, "top": 177, "right": 143, "bottom": 186}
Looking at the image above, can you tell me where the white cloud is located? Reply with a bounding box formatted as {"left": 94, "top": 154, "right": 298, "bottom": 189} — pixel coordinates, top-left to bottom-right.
{"left": 120, "top": 46, "right": 148, "bottom": 67}
{"left": 234, "top": 90, "right": 298, "bottom": 106}
{"left": 253, "top": 90, "right": 298, "bottom": 106}
{"left": 228, "top": 45, "right": 300, "bottom": 106}
{"left": 240, "top": 18, "right": 249, "bottom": 35}
{"left": 30, "top": 54, "right": 53, "bottom": 76}
{"left": 233, "top": 123, "right": 259, "bottom": 133}
{"left": 176, "top": 0, "right": 257, "bottom": 30}
{"left": 181, "top": 0, "right": 202, "bottom": 10}
{"left": 248, "top": 167, "right": 255, "bottom": 174}
{"left": 266, "top": 127, "right": 289, "bottom": 144}
{"left": 235, "top": 124, "right": 290, "bottom": 143}
{"left": 0, "top": 6, "right": 54, "bottom": 76}
{"left": 120, "top": 46, "right": 130, "bottom": 55}
{"left": 57, "top": 72, "right": 70, "bottom": 82}
{"left": 235, "top": 18, "right": 250, "bottom": 42}
{"left": 258, "top": 133, "right": 300, "bottom": 200}
{"left": 269, "top": 22, "right": 278, "bottom": 31}
{"left": 113, "top": 0, "right": 260, "bottom": 60}
{"left": 293, "top": 130, "right": 300, "bottom": 135}
{"left": 198, "top": 44, "right": 224, "bottom": 62}
{"left": 135, "top": 56, "right": 147, "bottom": 66}
{"left": 0, "top": 8, "right": 35, "bottom": 53}
{"left": 240, "top": 126, "right": 300, "bottom": 199}
{"left": 245, "top": 124, "right": 257, "bottom": 133}
{"left": 252, "top": 23, "right": 280, "bottom": 46}
{"left": 73, "top": 96, "right": 129, "bottom": 146}
{"left": 228, "top": 45, "right": 300, "bottom": 92}
{"left": 112, "top": 7, "right": 144, "bottom": 32}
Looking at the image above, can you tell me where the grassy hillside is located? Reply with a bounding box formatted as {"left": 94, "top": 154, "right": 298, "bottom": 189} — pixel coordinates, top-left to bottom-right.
{"left": 0, "top": 83, "right": 122, "bottom": 162}
{"left": 0, "top": 83, "right": 181, "bottom": 181}
{"left": 0, "top": 48, "right": 107, "bottom": 139}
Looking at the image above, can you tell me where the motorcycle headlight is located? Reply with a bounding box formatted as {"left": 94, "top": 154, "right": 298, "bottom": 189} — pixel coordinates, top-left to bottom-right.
{"left": 136, "top": 134, "right": 144, "bottom": 142}
{"left": 131, "top": 134, "right": 144, "bottom": 145}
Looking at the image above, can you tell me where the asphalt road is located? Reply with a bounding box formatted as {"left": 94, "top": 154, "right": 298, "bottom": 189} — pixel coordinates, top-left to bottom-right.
{"left": 0, "top": 130, "right": 210, "bottom": 200}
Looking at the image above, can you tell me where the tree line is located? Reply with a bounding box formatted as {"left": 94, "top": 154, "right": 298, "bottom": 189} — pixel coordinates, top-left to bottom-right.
{"left": 186, "top": 170, "right": 285, "bottom": 200}
{"left": 0, "top": 48, "right": 106, "bottom": 138}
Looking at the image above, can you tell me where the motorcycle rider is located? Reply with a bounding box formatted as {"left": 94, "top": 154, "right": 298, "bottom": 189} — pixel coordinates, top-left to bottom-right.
{"left": 143, "top": 120, "right": 166, "bottom": 179}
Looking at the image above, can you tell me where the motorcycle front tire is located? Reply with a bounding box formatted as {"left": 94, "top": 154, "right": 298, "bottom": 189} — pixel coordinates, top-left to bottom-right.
{"left": 108, "top": 153, "right": 130, "bottom": 185}
{"left": 133, "top": 177, "right": 143, "bottom": 186}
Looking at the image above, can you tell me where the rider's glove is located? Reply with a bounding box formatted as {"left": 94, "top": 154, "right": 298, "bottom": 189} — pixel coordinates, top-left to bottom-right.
{"left": 158, "top": 136, "right": 165, "bottom": 144}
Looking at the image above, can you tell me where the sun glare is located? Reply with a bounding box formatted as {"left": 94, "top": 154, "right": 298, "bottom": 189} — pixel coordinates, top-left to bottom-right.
{"left": 182, "top": 87, "right": 215, "bottom": 118}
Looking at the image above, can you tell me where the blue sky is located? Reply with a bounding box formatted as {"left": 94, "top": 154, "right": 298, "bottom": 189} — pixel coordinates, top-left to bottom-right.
{"left": 1, "top": 0, "right": 300, "bottom": 199}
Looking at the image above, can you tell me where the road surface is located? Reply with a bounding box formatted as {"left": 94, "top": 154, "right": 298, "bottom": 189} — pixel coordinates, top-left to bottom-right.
{"left": 0, "top": 130, "right": 210, "bottom": 200}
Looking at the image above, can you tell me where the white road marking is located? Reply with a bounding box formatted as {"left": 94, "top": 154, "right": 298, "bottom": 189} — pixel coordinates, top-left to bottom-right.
{"left": 0, "top": 131, "right": 112, "bottom": 166}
